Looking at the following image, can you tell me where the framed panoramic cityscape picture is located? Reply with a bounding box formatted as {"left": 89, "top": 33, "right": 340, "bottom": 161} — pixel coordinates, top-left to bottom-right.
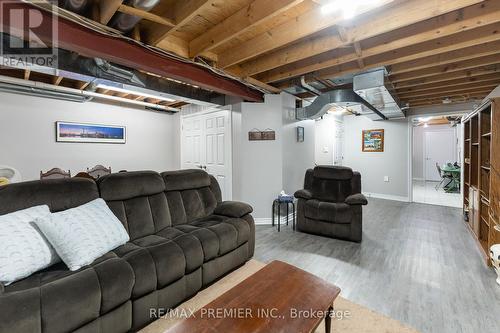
{"left": 56, "top": 121, "right": 126, "bottom": 144}
{"left": 362, "top": 129, "right": 384, "bottom": 152}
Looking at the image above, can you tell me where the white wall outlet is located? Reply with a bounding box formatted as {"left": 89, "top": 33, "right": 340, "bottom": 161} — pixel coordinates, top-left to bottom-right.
{"left": 384, "top": 176, "right": 389, "bottom": 182}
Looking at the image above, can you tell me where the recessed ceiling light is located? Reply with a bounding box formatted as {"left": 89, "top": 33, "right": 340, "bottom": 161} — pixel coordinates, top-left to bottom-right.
{"left": 321, "top": 0, "right": 383, "bottom": 19}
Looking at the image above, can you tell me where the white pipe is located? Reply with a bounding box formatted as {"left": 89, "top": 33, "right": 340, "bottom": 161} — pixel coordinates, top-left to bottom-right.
{"left": 0, "top": 75, "right": 179, "bottom": 112}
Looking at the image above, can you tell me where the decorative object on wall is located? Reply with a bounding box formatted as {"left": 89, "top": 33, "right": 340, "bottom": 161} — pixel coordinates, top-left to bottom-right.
{"left": 56, "top": 121, "right": 126, "bottom": 144}
{"left": 248, "top": 128, "right": 276, "bottom": 141}
{"left": 296, "top": 126, "right": 304, "bottom": 142}
{"left": 491, "top": 244, "right": 500, "bottom": 286}
{"left": 87, "top": 165, "right": 111, "bottom": 179}
{"left": 362, "top": 129, "right": 384, "bottom": 152}
{"left": 40, "top": 168, "right": 71, "bottom": 180}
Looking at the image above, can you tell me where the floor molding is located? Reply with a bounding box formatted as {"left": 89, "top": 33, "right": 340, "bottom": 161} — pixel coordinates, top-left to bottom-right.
{"left": 364, "top": 192, "right": 410, "bottom": 203}
{"left": 254, "top": 213, "right": 295, "bottom": 225}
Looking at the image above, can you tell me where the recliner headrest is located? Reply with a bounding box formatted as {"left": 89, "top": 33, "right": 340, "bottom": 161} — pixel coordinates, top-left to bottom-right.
{"left": 162, "top": 169, "right": 211, "bottom": 191}
{"left": 98, "top": 171, "right": 165, "bottom": 201}
{"left": 313, "top": 166, "right": 353, "bottom": 180}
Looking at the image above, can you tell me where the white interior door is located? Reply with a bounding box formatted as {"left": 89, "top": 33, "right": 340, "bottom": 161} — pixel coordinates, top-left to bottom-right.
{"left": 424, "top": 130, "right": 456, "bottom": 181}
{"left": 181, "top": 110, "right": 232, "bottom": 200}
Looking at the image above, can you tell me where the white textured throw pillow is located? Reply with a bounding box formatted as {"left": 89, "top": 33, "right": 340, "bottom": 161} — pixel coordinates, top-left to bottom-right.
{"left": 35, "top": 198, "right": 129, "bottom": 271}
{"left": 0, "top": 205, "right": 60, "bottom": 285}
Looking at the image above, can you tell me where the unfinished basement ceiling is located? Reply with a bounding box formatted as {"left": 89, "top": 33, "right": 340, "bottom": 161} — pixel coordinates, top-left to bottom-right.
{"left": 1, "top": 0, "right": 499, "bottom": 110}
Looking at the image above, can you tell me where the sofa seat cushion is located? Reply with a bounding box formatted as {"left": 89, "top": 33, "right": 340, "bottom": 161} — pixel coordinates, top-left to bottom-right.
{"left": 304, "top": 200, "right": 352, "bottom": 223}
{"left": 1, "top": 256, "right": 134, "bottom": 333}
{"left": 126, "top": 236, "right": 188, "bottom": 288}
{"left": 175, "top": 216, "right": 250, "bottom": 260}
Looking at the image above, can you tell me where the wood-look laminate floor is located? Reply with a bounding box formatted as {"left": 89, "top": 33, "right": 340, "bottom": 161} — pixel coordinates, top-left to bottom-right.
{"left": 254, "top": 198, "right": 500, "bottom": 333}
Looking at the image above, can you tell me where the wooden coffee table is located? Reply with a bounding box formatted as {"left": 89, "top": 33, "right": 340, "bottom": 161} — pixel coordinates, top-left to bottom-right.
{"left": 167, "top": 260, "right": 341, "bottom": 333}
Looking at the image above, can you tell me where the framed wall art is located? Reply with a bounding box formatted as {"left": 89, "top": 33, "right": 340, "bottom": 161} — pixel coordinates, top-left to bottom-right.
{"left": 362, "top": 129, "right": 384, "bottom": 152}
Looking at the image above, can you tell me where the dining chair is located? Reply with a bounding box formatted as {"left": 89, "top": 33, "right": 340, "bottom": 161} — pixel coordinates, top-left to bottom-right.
{"left": 435, "top": 163, "right": 452, "bottom": 191}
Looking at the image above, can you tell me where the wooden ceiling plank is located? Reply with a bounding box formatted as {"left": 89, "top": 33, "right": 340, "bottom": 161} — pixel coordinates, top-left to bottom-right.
{"left": 389, "top": 40, "right": 500, "bottom": 76}
{"left": 409, "top": 95, "right": 487, "bottom": 107}
{"left": 117, "top": 4, "right": 176, "bottom": 27}
{"left": 217, "top": 0, "right": 396, "bottom": 68}
{"left": 390, "top": 53, "right": 500, "bottom": 83}
{"left": 148, "top": 0, "right": 214, "bottom": 46}
{"left": 23, "top": 69, "right": 30, "bottom": 80}
{"left": 261, "top": 20, "right": 500, "bottom": 83}
{"left": 403, "top": 87, "right": 494, "bottom": 102}
{"left": 397, "top": 80, "right": 500, "bottom": 99}
{"left": 394, "top": 66, "right": 500, "bottom": 88}
{"left": 53, "top": 76, "right": 64, "bottom": 86}
{"left": 189, "top": 0, "right": 304, "bottom": 57}
{"left": 396, "top": 73, "right": 500, "bottom": 93}
{"left": 311, "top": 22, "right": 500, "bottom": 83}
{"left": 99, "top": 0, "right": 123, "bottom": 25}
{"left": 243, "top": 76, "right": 281, "bottom": 93}
{"left": 236, "top": 0, "right": 490, "bottom": 77}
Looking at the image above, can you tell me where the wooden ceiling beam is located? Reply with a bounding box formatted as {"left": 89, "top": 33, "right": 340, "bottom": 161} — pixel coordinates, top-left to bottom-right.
{"left": 147, "top": 0, "right": 214, "bottom": 46}
{"left": 189, "top": 0, "right": 304, "bottom": 57}
{"left": 234, "top": 0, "right": 490, "bottom": 77}
{"left": 217, "top": 0, "right": 396, "bottom": 68}
{"left": 394, "top": 66, "right": 500, "bottom": 89}
{"left": 397, "top": 81, "right": 500, "bottom": 99}
{"left": 402, "top": 87, "right": 494, "bottom": 102}
{"left": 261, "top": 20, "right": 500, "bottom": 84}
{"left": 396, "top": 73, "right": 500, "bottom": 94}
{"left": 117, "top": 4, "right": 175, "bottom": 27}
{"left": 390, "top": 53, "right": 500, "bottom": 83}
{"left": 53, "top": 76, "right": 64, "bottom": 86}
{"left": 23, "top": 69, "right": 30, "bottom": 80}
{"left": 99, "top": 0, "right": 123, "bottom": 25}
{"left": 309, "top": 22, "right": 500, "bottom": 83}
{"left": 389, "top": 40, "right": 500, "bottom": 76}
{"left": 409, "top": 95, "right": 487, "bottom": 107}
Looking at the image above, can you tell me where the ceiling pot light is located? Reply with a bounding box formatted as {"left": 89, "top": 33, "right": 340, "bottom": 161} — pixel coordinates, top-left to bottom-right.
{"left": 320, "top": 0, "right": 383, "bottom": 19}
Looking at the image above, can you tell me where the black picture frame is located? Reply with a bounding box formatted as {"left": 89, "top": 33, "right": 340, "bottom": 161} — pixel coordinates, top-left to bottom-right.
{"left": 296, "top": 126, "right": 304, "bottom": 142}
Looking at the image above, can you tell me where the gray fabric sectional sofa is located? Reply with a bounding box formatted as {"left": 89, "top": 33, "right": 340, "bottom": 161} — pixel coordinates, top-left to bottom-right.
{"left": 0, "top": 169, "right": 255, "bottom": 333}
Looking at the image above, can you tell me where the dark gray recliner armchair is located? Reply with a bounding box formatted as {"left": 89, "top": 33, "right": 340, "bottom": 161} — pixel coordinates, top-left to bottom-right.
{"left": 294, "top": 166, "right": 367, "bottom": 242}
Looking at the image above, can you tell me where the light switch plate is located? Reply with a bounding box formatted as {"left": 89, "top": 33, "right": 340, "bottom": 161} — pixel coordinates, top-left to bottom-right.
{"left": 323, "top": 146, "right": 329, "bottom": 153}
{"left": 384, "top": 176, "right": 389, "bottom": 182}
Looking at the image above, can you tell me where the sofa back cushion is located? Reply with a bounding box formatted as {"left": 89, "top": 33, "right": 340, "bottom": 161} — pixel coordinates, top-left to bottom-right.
{"left": 0, "top": 178, "right": 99, "bottom": 215}
{"left": 98, "top": 171, "right": 172, "bottom": 240}
{"left": 161, "top": 170, "right": 220, "bottom": 225}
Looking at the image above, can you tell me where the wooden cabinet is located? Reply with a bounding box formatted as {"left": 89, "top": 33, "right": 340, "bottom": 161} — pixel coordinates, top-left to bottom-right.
{"left": 463, "top": 98, "right": 500, "bottom": 265}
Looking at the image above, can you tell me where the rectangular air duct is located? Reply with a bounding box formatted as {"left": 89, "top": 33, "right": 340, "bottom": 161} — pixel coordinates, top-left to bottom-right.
{"left": 353, "top": 69, "right": 405, "bottom": 120}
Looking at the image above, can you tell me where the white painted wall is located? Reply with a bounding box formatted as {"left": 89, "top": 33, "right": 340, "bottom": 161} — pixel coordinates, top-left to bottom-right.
{"left": 343, "top": 115, "right": 410, "bottom": 200}
{"left": 0, "top": 91, "right": 181, "bottom": 181}
{"left": 232, "top": 93, "right": 315, "bottom": 220}
{"left": 412, "top": 124, "right": 460, "bottom": 180}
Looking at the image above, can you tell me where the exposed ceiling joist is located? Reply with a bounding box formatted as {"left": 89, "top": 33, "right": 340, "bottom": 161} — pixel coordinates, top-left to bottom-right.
{"left": 396, "top": 73, "right": 500, "bottom": 94}
{"left": 218, "top": 0, "right": 396, "bottom": 68}
{"left": 398, "top": 81, "right": 500, "bottom": 99}
{"left": 189, "top": 0, "right": 304, "bottom": 57}
{"left": 117, "top": 4, "right": 175, "bottom": 27}
{"left": 147, "top": 0, "right": 214, "bottom": 46}
{"left": 233, "top": 0, "right": 489, "bottom": 77}
{"left": 390, "top": 54, "right": 500, "bottom": 83}
{"left": 99, "top": 0, "right": 123, "bottom": 25}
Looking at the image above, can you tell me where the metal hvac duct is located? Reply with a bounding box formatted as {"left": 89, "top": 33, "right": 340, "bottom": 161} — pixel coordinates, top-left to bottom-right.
{"left": 353, "top": 69, "right": 405, "bottom": 119}
{"left": 111, "top": 0, "right": 161, "bottom": 32}
{"left": 296, "top": 89, "right": 387, "bottom": 120}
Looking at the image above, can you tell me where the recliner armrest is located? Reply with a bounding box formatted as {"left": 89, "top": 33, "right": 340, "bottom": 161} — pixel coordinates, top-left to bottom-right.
{"left": 214, "top": 201, "right": 253, "bottom": 218}
{"left": 294, "top": 189, "right": 312, "bottom": 200}
{"left": 345, "top": 193, "right": 368, "bottom": 205}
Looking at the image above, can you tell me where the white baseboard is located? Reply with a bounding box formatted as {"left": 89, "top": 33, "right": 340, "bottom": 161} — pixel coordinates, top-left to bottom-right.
{"left": 412, "top": 177, "right": 424, "bottom": 181}
{"left": 364, "top": 192, "right": 410, "bottom": 202}
{"left": 254, "top": 213, "right": 295, "bottom": 225}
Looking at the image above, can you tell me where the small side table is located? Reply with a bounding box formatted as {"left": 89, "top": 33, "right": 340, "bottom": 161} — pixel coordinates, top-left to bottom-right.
{"left": 272, "top": 199, "right": 296, "bottom": 232}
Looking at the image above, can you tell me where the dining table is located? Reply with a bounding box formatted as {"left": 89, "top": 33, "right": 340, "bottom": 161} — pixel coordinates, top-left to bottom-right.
{"left": 441, "top": 164, "right": 461, "bottom": 193}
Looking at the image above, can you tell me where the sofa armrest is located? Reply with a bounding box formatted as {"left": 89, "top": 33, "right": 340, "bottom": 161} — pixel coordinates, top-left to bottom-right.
{"left": 345, "top": 193, "right": 368, "bottom": 205}
{"left": 214, "top": 201, "right": 253, "bottom": 218}
{"left": 294, "top": 189, "right": 312, "bottom": 200}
